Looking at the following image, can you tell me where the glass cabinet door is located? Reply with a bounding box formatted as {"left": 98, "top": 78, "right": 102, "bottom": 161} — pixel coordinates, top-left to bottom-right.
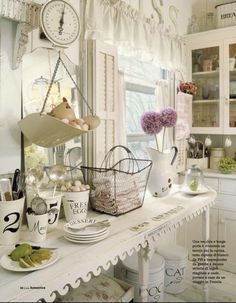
{"left": 192, "top": 46, "right": 220, "bottom": 128}
{"left": 229, "top": 43, "right": 236, "bottom": 129}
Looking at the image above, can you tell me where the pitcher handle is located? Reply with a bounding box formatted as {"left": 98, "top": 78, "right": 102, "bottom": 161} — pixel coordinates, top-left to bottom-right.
{"left": 170, "top": 146, "right": 178, "bottom": 166}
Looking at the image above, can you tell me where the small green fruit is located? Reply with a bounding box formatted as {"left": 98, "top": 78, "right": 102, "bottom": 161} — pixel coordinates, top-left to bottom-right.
{"left": 10, "top": 244, "right": 33, "bottom": 261}
{"left": 189, "top": 178, "right": 198, "bottom": 191}
{"left": 23, "top": 255, "right": 37, "bottom": 267}
{"left": 19, "top": 258, "right": 31, "bottom": 268}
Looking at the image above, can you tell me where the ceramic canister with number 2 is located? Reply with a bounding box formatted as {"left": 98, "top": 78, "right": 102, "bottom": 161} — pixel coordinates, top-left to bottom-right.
{"left": 0, "top": 197, "right": 25, "bottom": 245}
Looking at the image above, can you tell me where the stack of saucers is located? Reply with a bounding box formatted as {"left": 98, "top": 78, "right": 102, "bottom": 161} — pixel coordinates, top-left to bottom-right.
{"left": 63, "top": 219, "right": 110, "bottom": 244}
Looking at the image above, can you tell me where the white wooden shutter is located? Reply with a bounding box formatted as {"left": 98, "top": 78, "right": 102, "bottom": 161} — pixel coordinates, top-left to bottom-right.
{"left": 87, "top": 40, "right": 119, "bottom": 167}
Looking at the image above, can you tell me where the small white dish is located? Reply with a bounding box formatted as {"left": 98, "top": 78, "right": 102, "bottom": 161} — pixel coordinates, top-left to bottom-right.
{"left": 180, "top": 186, "right": 210, "bottom": 195}
{"left": 0, "top": 249, "right": 60, "bottom": 272}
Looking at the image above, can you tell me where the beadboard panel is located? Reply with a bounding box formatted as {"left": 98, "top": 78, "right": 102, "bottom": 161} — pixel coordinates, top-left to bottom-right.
{"left": 88, "top": 40, "right": 119, "bottom": 167}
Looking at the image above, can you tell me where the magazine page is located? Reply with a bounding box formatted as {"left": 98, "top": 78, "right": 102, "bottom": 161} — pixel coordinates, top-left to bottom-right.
{"left": 0, "top": 0, "right": 236, "bottom": 303}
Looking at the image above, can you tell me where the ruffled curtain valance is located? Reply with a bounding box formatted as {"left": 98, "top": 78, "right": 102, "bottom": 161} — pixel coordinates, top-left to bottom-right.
{"left": 85, "top": 0, "right": 185, "bottom": 70}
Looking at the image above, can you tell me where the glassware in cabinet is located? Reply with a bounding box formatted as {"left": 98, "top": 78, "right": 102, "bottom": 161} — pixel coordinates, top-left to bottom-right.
{"left": 192, "top": 46, "right": 220, "bottom": 128}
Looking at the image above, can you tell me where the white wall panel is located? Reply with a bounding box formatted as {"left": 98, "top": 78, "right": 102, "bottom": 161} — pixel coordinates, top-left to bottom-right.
{"left": 0, "top": 18, "right": 21, "bottom": 174}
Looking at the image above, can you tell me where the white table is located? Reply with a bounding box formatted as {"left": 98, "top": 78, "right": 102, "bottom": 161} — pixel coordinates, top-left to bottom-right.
{"left": 0, "top": 187, "right": 216, "bottom": 302}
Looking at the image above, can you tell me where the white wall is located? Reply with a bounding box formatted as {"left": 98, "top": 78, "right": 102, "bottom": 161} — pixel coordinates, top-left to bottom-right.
{"left": 0, "top": 18, "right": 21, "bottom": 174}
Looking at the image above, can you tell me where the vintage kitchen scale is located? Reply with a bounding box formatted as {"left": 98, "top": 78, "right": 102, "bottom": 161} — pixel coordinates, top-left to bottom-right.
{"left": 18, "top": 0, "right": 100, "bottom": 148}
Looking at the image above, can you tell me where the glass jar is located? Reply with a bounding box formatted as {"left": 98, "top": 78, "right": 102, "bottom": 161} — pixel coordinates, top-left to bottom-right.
{"left": 183, "top": 165, "right": 207, "bottom": 192}
{"left": 188, "top": 15, "right": 200, "bottom": 34}
{"left": 206, "top": 12, "right": 215, "bottom": 31}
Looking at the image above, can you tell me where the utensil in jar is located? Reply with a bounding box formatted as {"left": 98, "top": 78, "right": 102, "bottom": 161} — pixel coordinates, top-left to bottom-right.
{"left": 31, "top": 196, "right": 47, "bottom": 215}
{"left": 0, "top": 178, "right": 13, "bottom": 201}
{"left": 12, "top": 169, "right": 21, "bottom": 193}
{"left": 47, "top": 165, "right": 66, "bottom": 197}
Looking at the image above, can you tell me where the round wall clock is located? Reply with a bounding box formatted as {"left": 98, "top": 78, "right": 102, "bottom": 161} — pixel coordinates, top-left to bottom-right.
{"left": 40, "top": 0, "right": 80, "bottom": 47}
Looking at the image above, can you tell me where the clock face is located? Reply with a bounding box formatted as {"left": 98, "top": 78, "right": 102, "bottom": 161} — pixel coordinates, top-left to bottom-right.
{"left": 40, "top": 0, "right": 80, "bottom": 47}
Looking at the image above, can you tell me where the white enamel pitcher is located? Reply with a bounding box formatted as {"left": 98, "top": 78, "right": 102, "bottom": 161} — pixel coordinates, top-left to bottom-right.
{"left": 147, "top": 146, "right": 178, "bottom": 197}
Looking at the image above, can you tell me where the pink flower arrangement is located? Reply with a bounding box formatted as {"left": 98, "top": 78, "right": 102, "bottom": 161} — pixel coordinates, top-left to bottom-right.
{"left": 178, "top": 82, "right": 197, "bottom": 95}
{"left": 141, "top": 107, "right": 177, "bottom": 152}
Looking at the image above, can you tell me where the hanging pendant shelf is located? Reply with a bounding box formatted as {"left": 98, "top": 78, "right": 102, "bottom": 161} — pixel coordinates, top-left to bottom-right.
{"left": 18, "top": 53, "right": 100, "bottom": 148}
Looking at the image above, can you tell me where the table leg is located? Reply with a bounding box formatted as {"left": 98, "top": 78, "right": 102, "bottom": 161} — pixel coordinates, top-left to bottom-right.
{"left": 138, "top": 246, "right": 150, "bottom": 302}
{"left": 202, "top": 207, "right": 210, "bottom": 301}
{"left": 202, "top": 208, "right": 210, "bottom": 241}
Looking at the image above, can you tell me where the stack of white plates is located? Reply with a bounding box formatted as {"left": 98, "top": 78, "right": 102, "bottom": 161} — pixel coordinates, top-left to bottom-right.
{"left": 63, "top": 219, "right": 110, "bottom": 244}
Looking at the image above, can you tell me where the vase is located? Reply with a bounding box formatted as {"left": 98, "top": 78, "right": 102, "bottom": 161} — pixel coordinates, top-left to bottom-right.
{"left": 147, "top": 146, "right": 178, "bottom": 197}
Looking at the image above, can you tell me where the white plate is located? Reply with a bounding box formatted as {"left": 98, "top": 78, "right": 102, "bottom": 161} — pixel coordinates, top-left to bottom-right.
{"left": 64, "top": 232, "right": 109, "bottom": 244}
{"left": 64, "top": 227, "right": 109, "bottom": 238}
{"left": 65, "top": 230, "right": 109, "bottom": 241}
{"left": 0, "top": 249, "right": 60, "bottom": 272}
{"left": 181, "top": 187, "right": 210, "bottom": 195}
{"left": 63, "top": 225, "right": 108, "bottom": 236}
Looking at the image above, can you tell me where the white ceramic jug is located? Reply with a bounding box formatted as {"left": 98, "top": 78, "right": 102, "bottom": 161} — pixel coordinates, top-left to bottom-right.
{"left": 147, "top": 146, "right": 178, "bottom": 197}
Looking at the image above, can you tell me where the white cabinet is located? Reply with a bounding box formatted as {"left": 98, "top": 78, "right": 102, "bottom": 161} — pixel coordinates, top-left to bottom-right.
{"left": 177, "top": 173, "right": 236, "bottom": 273}
{"left": 184, "top": 26, "right": 236, "bottom": 134}
{"left": 218, "top": 209, "right": 236, "bottom": 273}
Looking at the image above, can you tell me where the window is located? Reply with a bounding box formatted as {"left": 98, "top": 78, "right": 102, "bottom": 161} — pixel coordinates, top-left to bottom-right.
{"left": 119, "top": 56, "right": 164, "bottom": 158}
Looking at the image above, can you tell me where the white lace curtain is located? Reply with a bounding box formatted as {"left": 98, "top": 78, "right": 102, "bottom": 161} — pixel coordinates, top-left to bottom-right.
{"left": 85, "top": 0, "right": 185, "bottom": 70}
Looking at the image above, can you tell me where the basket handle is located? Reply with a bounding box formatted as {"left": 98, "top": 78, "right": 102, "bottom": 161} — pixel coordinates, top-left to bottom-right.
{"left": 101, "top": 145, "right": 139, "bottom": 173}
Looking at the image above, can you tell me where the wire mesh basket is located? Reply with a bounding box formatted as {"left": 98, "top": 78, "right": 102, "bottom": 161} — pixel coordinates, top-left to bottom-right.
{"left": 81, "top": 145, "right": 152, "bottom": 216}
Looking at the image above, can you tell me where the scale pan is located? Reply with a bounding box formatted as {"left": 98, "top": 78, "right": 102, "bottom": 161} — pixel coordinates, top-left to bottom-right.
{"left": 18, "top": 113, "right": 100, "bottom": 148}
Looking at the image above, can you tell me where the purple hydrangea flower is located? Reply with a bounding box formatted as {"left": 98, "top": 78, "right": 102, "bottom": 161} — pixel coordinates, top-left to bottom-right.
{"left": 160, "top": 107, "right": 177, "bottom": 127}
{"left": 140, "top": 111, "right": 163, "bottom": 135}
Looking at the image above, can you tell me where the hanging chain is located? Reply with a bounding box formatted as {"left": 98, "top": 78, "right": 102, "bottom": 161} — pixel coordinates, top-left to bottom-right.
{"left": 40, "top": 53, "right": 94, "bottom": 116}
{"left": 40, "top": 55, "right": 61, "bottom": 115}
{"left": 59, "top": 57, "right": 94, "bottom": 116}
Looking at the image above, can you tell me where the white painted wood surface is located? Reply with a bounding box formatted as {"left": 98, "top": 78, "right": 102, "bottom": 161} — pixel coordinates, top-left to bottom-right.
{"left": 0, "top": 186, "right": 216, "bottom": 302}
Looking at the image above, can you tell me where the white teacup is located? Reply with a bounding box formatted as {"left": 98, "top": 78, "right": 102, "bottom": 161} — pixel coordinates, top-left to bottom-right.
{"left": 26, "top": 212, "right": 48, "bottom": 243}
{"left": 39, "top": 191, "right": 62, "bottom": 232}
